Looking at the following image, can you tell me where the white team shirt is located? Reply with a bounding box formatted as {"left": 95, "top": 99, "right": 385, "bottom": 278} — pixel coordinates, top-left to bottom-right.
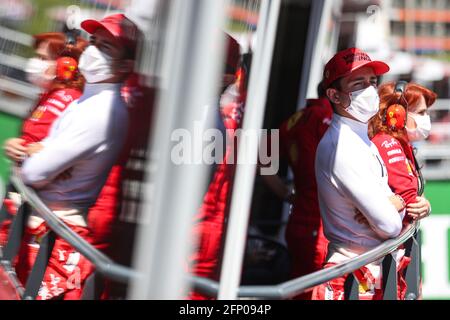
{"left": 21, "top": 82, "right": 129, "bottom": 212}
{"left": 315, "top": 114, "right": 403, "bottom": 253}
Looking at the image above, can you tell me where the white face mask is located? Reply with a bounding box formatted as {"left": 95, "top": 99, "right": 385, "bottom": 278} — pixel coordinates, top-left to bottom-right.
{"left": 344, "top": 85, "right": 380, "bottom": 123}
{"left": 78, "top": 45, "right": 114, "bottom": 83}
{"left": 406, "top": 113, "right": 431, "bottom": 141}
{"left": 25, "top": 57, "right": 55, "bottom": 89}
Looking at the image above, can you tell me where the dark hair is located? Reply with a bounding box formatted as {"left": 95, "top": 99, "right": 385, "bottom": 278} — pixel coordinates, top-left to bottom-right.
{"left": 329, "top": 77, "right": 342, "bottom": 91}
{"left": 317, "top": 80, "right": 326, "bottom": 97}
{"left": 323, "top": 77, "right": 343, "bottom": 109}
{"left": 122, "top": 30, "right": 143, "bottom": 61}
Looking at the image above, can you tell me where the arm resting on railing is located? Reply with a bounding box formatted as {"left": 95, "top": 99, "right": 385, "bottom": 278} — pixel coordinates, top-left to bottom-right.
{"left": 189, "top": 222, "right": 419, "bottom": 299}
{"left": 10, "top": 167, "right": 142, "bottom": 284}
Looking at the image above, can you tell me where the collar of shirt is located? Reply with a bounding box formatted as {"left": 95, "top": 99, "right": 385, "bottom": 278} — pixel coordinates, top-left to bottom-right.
{"left": 83, "top": 82, "right": 123, "bottom": 98}
{"left": 333, "top": 113, "right": 369, "bottom": 140}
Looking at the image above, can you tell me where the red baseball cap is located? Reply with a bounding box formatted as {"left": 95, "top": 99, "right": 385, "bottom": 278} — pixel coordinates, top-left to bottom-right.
{"left": 323, "top": 47, "right": 390, "bottom": 89}
{"left": 81, "top": 13, "right": 141, "bottom": 58}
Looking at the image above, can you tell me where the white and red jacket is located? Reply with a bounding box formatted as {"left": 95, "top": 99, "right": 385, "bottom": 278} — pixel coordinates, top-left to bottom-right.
{"left": 371, "top": 132, "right": 419, "bottom": 206}
{"left": 21, "top": 88, "right": 82, "bottom": 145}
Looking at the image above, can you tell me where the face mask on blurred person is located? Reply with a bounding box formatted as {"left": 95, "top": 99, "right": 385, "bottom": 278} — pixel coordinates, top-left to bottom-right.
{"left": 344, "top": 85, "right": 380, "bottom": 123}
{"left": 25, "top": 58, "right": 55, "bottom": 89}
{"left": 406, "top": 113, "right": 431, "bottom": 141}
{"left": 78, "top": 45, "right": 114, "bottom": 83}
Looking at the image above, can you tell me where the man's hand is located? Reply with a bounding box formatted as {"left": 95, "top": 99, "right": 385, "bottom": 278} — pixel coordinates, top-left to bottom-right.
{"left": 26, "top": 143, "right": 44, "bottom": 157}
{"left": 407, "top": 196, "right": 431, "bottom": 220}
{"left": 3, "top": 138, "right": 27, "bottom": 162}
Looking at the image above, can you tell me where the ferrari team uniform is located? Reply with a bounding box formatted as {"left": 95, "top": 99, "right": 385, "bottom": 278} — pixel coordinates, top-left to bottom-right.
{"left": 313, "top": 114, "right": 408, "bottom": 300}
{"left": 279, "top": 97, "right": 332, "bottom": 299}
{"left": 371, "top": 133, "right": 419, "bottom": 206}
{"left": 371, "top": 132, "right": 422, "bottom": 297}
{"left": 0, "top": 88, "right": 82, "bottom": 245}
{"left": 17, "top": 82, "right": 128, "bottom": 300}
{"left": 86, "top": 74, "right": 148, "bottom": 254}
{"left": 189, "top": 80, "right": 245, "bottom": 300}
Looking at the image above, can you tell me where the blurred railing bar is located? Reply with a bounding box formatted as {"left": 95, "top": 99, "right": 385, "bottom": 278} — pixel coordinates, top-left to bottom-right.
{"left": 0, "top": 25, "right": 33, "bottom": 47}
{"left": 0, "top": 259, "right": 25, "bottom": 298}
{"left": 0, "top": 94, "right": 33, "bottom": 118}
{"left": 0, "top": 77, "right": 40, "bottom": 99}
{"left": 0, "top": 52, "right": 29, "bottom": 72}
{"left": 9, "top": 167, "right": 144, "bottom": 284}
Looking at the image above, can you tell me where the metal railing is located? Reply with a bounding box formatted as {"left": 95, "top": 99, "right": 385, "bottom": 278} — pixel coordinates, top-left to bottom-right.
{"left": 189, "top": 221, "right": 421, "bottom": 300}
{"left": 0, "top": 166, "right": 421, "bottom": 300}
{"left": 0, "top": 167, "right": 144, "bottom": 300}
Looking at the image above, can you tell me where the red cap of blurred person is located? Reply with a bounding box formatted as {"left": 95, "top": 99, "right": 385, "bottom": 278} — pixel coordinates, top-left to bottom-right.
{"left": 323, "top": 47, "right": 390, "bottom": 88}
{"left": 81, "top": 13, "right": 141, "bottom": 58}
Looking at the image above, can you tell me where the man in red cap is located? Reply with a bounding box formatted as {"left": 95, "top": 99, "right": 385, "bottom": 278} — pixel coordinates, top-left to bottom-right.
{"left": 17, "top": 13, "right": 141, "bottom": 300}
{"left": 312, "top": 48, "right": 411, "bottom": 300}
{"left": 79, "top": 14, "right": 142, "bottom": 255}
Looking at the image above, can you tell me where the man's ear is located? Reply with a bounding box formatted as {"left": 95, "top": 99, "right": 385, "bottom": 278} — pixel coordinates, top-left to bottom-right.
{"left": 326, "top": 88, "right": 340, "bottom": 105}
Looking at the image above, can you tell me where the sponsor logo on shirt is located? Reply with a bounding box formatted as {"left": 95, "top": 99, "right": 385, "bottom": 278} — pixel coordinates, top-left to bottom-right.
{"left": 56, "top": 90, "right": 74, "bottom": 103}
{"left": 289, "top": 144, "right": 299, "bottom": 163}
{"left": 406, "top": 160, "right": 415, "bottom": 177}
{"left": 323, "top": 117, "right": 332, "bottom": 126}
{"left": 381, "top": 138, "right": 399, "bottom": 149}
{"left": 388, "top": 156, "right": 405, "bottom": 164}
{"left": 47, "top": 98, "right": 66, "bottom": 109}
{"left": 47, "top": 106, "right": 62, "bottom": 117}
{"left": 387, "top": 148, "right": 402, "bottom": 157}
{"left": 30, "top": 105, "right": 46, "bottom": 121}
{"left": 287, "top": 111, "right": 303, "bottom": 131}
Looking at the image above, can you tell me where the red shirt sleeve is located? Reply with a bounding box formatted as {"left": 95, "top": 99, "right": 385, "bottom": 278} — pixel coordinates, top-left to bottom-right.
{"left": 372, "top": 133, "right": 418, "bottom": 205}
{"left": 21, "top": 88, "right": 82, "bottom": 145}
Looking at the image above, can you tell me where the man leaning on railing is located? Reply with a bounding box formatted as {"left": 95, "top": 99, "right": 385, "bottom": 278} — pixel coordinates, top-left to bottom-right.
{"left": 16, "top": 14, "right": 141, "bottom": 300}
{"left": 313, "top": 48, "right": 410, "bottom": 300}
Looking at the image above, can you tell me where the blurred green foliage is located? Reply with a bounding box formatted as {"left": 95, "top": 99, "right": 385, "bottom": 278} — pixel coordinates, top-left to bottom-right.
{"left": 12, "top": 1, "right": 91, "bottom": 57}
{"left": 424, "top": 52, "right": 450, "bottom": 63}
{"left": 18, "top": 0, "right": 88, "bottom": 35}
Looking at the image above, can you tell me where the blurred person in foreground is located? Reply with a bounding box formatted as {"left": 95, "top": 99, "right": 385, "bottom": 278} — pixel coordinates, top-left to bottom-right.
{"left": 15, "top": 13, "right": 141, "bottom": 300}
{"left": 262, "top": 81, "right": 332, "bottom": 299}
{"left": 0, "top": 31, "right": 87, "bottom": 245}
{"left": 188, "top": 34, "right": 244, "bottom": 300}
{"left": 312, "top": 48, "right": 409, "bottom": 300}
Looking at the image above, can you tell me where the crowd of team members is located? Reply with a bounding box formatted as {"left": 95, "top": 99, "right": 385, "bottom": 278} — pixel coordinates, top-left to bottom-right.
{"left": 0, "top": 12, "right": 435, "bottom": 300}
